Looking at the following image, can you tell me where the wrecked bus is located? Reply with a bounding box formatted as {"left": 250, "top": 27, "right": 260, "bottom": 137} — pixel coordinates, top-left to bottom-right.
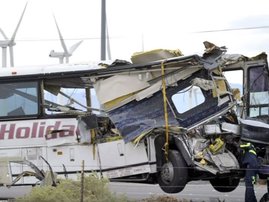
{"left": 0, "top": 42, "right": 268, "bottom": 195}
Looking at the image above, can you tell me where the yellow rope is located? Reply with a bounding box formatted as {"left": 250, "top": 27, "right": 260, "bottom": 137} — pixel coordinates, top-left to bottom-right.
{"left": 161, "top": 61, "right": 169, "bottom": 161}
{"left": 91, "top": 129, "right": 96, "bottom": 160}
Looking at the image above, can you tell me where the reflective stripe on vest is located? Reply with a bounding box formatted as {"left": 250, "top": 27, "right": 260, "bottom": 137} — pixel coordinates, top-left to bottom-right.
{"left": 249, "top": 149, "right": 257, "bottom": 156}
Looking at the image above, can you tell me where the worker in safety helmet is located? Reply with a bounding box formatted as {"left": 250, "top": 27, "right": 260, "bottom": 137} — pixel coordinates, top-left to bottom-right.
{"left": 240, "top": 142, "right": 259, "bottom": 202}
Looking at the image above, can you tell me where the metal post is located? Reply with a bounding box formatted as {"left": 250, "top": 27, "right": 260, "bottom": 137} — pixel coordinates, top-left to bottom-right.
{"left": 2, "top": 47, "right": 7, "bottom": 67}
{"left": 85, "top": 88, "right": 92, "bottom": 112}
{"left": 80, "top": 160, "right": 85, "bottom": 202}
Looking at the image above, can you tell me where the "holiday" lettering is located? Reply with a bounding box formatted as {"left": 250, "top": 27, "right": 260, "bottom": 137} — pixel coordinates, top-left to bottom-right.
{"left": 0, "top": 121, "right": 76, "bottom": 140}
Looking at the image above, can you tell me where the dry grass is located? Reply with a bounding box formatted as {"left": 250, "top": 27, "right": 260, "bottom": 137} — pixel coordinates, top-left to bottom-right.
{"left": 16, "top": 174, "right": 192, "bottom": 202}
{"left": 139, "top": 195, "right": 189, "bottom": 202}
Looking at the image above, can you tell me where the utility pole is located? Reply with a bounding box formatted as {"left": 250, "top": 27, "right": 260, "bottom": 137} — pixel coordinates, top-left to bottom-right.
{"left": 101, "top": 0, "right": 106, "bottom": 60}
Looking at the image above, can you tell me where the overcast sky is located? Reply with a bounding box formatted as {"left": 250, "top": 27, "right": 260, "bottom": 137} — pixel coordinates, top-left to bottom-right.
{"left": 1, "top": 0, "right": 269, "bottom": 67}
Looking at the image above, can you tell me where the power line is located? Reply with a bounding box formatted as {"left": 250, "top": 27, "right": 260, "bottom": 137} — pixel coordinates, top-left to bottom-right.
{"left": 194, "top": 25, "right": 269, "bottom": 33}
{"left": 15, "top": 37, "right": 107, "bottom": 42}
{"left": 7, "top": 25, "right": 269, "bottom": 42}
{"left": 14, "top": 36, "right": 124, "bottom": 42}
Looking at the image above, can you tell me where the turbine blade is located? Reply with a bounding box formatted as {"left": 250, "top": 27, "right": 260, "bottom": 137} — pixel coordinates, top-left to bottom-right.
{"left": 106, "top": 23, "right": 111, "bottom": 60}
{"left": 11, "top": 2, "right": 28, "bottom": 42}
{"left": 53, "top": 15, "right": 68, "bottom": 54}
{"left": 9, "top": 46, "right": 14, "bottom": 67}
{"left": 68, "top": 40, "right": 83, "bottom": 54}
{"left": 0, "top": 28, "right": 8, "bottom": 40}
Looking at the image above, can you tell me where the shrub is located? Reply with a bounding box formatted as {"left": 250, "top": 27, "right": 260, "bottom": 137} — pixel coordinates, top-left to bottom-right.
{"left": 16, "top": 174, "right": 127, "bottom": 202}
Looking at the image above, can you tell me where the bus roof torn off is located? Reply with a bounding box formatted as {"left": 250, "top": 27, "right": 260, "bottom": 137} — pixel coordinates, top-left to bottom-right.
{"left": 93, "top": 42, "right": 235, "bottom": 142}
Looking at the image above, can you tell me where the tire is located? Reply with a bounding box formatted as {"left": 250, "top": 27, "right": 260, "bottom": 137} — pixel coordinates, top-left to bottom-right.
{"left": 158, "top": 150, "right": 188, "bottom": 193}
{"left": 210, "top": 177, "right": 240, "bottom": 192}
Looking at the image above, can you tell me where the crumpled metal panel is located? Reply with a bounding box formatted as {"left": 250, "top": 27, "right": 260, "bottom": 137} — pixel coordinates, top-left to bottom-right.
{"left": 108, "top": 90, "right": 178, "bottom": 143}
{"left": 108, "top": 70, "right": 232, "bottom": 143}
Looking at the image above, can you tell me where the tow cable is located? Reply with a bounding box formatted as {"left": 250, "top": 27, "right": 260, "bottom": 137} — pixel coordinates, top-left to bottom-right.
{"left": 161, "top": 61, "right": 169, "bottom": 161}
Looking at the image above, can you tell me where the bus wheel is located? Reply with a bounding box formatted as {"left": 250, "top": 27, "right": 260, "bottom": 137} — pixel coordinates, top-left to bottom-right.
{"left": 158, "top": 150, "right": 188, "bottom": 193}
{"left": 210, "top": 177, "right": 240, "bottom": 192}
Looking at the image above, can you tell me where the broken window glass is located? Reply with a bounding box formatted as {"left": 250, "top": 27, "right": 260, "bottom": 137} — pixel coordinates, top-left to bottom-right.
{"left": 44, "top": 87, "right": 87, "bottom": 114}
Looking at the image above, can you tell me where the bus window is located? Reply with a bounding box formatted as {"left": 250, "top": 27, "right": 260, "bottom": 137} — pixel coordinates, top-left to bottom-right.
{"left": 0, "top": 82, "right": 38, "bottom": 117}
{"left": 44, "top": 88, "right": 101, "bottom": 114}
{"left": 248, "top": 66, "right": 269, "bottom": 118}
{"left": 44, "top": 87, "right": 87, "bottom": 114}
{"left": 172, "top": 86, "right": 205, "bottom": 113}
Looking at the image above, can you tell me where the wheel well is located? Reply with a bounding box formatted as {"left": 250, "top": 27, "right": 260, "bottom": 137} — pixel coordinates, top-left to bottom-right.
{"left": 154, "top": 134, "right": 189, "bottom": 171}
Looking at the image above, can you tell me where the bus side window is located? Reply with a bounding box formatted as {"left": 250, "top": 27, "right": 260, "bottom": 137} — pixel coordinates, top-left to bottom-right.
{"left": 0, "top": 82, "right": 38, "bottom": 118}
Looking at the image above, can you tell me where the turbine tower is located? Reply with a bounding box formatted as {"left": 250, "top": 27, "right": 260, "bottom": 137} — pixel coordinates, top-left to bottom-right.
{"left": 101, "top": 0, "right": 111, "bottom": 60}
{"left": 0, "top": 3, "right": 27, "bottom": 67}
{"left": 49, "top": 15, "right": 83, "bottom": 64}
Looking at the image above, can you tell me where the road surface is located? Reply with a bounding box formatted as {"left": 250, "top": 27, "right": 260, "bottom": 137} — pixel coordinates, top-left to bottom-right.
{"left": 109, "top": 181, "right": 267, "bottom": 201}
{"left": 0, "top": 181, "right": 267, "bottom": 201}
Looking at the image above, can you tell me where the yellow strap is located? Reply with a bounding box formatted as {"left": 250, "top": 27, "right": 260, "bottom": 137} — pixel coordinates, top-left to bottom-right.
{"left": 161, "top": 61, "right": 169, "bottom": 161}
{"left": 91, "top": 129, "right": 96, "bottom": 160}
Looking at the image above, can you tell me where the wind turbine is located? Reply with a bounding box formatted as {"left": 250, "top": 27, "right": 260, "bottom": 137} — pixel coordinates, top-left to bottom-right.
{"left": 0, "top": 3, "right": 28, "bottom": 67}
{"left": 49, "top": 15, "right": 83, "bottom": 64}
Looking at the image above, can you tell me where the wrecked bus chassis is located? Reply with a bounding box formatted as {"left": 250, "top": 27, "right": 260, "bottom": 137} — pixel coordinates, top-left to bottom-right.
{"left": 0, "top": 42, "right": 267, "bottom": 195}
